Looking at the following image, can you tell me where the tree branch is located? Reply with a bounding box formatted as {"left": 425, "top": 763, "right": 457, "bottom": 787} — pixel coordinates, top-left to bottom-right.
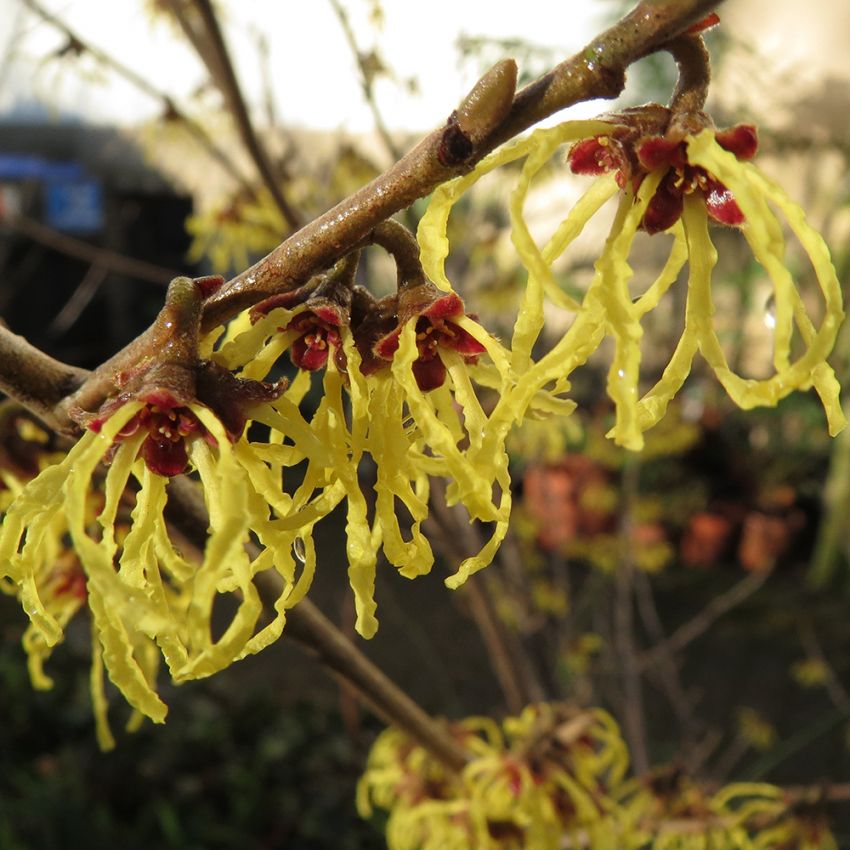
{"left": 0, "top": 325, "right": 87, "bottom": 431}
{"left": 174, "top": 0, "right": 303, "bottom": 230}
{"left": 639, "top": 569, "right": 770, "bottom": 671}
{"left": 4, "top": 214, "right": 175, "bottom": 287}
{"left": 163, "top": 474, "right": 470, "bottom": 772}
{"left": 22, "top": 0, "right": 256, "bottom": 197}
{"left": 200, "top": 0, "right": 725, "bottom": 328}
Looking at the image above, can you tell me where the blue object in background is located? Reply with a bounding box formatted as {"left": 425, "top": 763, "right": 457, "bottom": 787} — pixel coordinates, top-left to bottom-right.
{"left": 44, "top": 178, "right": 104, "bottom": 234}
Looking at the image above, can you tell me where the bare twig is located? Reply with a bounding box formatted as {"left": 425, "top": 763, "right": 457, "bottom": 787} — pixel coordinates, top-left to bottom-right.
{"left": 4, "top": 214, "right": 175, "bottom": 286}
{"left": 613, "top": 458, "right": 650, "bottom": 776}
{"left": 46, "top": 263, "right": 110, "bottom": 337}
{"left": 22, "top": 0, "right": 255, "bottom": 196}
{"left": 200, "top": 0, "right": 725, "bottom": 329}
{"left": 5, "top": 0, "right": 724, "bottom": 427}
{"left": 327, "top": 0, "right": 404, "bottom": 164}
{"left": 173, "top": 0, "right": 303, "bottom": 229}
{"left": 164, "top": 474, "right": 470, "bottom": 772}
{"left": 0, "top": 325, "right": 86, "bottom": 431}
{"left": 797, "top": 619, "right": 850, "bottom": 714}
{"left": 633, "top": 569, "right": 700, "bottom": 758}
{"left": 639, "top": 570, "right": 770, "bottom": 671}
{"left": 425, "top": 488, "right": 531, "bottom": 715}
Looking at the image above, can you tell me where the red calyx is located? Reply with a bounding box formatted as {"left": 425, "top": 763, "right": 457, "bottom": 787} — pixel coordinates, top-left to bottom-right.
{"left": 686, "top": 12, "right": 721, "bottom": 34}
{"left": 568, "top": 116, "right": 758, "bottom": 235}
{"left": 372, "top": 288, "right": 487, "bottom": 391}
{"left": 286, "top": 311, "right": 343, "bottom": 371}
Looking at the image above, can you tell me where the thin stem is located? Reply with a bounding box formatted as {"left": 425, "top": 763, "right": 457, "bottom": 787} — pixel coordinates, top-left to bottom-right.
{"left": 797, "top": 619, "right": 850, "bottom": 714}
{"left": 163, "top": 475, "right": 470, "bottom": 772}
{"left": 425, "top": 507, "right": 526, "bottom": 714}
{"left": 614, "top": 457, "right": 650, "bottom": 776}
{"left": 4, "top": 214, "right": 175, "bottom": 286}
{"left": 198, "top": 0, "right": 725, "bottom": 329}
{"left": 22, "top": 0, "right": 255, "bottom": 196}
{"left": 633, "top": 569, "right": 700, "bottom": 758}
{"left": 182, "top": 0, "right": 303, "bottom": 230}
{"left": 639, "top": 570, "right": 770, "bottom": 671}
{"left": 666, "top": 33, "right": 711, "bottom": 116}
{"left": 364, "top": 219, "right": 426, "bottom": 286}
{"left": 327, "top": 0, "right": 404, "bottom": 165}
{"left": 0, "top": 324, "right": 87, "bottom": 431}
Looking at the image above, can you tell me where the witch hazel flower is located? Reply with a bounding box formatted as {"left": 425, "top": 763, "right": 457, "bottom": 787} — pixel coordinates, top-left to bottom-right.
{"left": 361, "top": 279, "right": 487, "bottom": 392}
{"left": 420, "top": 98, "right": 844, "bottom": 456}
{"left": 250, "top": 262, "right": 354, "bottom": 373}
{"left": 0, "top": 276, "right": 338, "bottom": 739}
{"left": 567, "top": 104, "right": 758, "bottom": 233}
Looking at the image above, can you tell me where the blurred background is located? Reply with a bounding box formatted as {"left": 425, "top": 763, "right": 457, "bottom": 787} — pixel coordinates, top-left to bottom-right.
{"left": 1, "top": 1, "right": 849, "bottom": 847}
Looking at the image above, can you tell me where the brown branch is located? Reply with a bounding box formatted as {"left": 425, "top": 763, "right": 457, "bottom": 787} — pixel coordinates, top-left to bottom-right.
{"left": 4, "top": 213, "right": 175, "bottom": 286}
{"left": 613, "top": 459, "right": 650, "bottom": 776}
{"left": 163, "top": 474, "right": 470, "bottom": 772}
{"left": 22, "top": 0, "right": 725, "bottom": 425}
{"left": 639, "top": 569, "right": 770, "bottom": 671}
{"left": 426, "top": 480, "right": 539, "bottom": 715}
{"left": 666, "top": 33, "right": 711, "bottom": 117}
{"left": 363, "top": 218, "right": 427, "bottom": 286}
{"left": 633, "top": 569, "right": 700, "bottom": 759}
{"left": 176, "top": 0, "right": 303, "bottom": 230}
{"left": 199, "top": 0, "right": 725, "bottom": 329}
{"left": 0, "top": 325, "right": 87, "bottom": 431}
{"left": 797, "top": 619, "right": 850, "bottom": 714}
{"left": 22, "top": 0, "right": 255, "bottom": 196}
{"left": 327, "top": 0, "right": 405, "bottom": 165}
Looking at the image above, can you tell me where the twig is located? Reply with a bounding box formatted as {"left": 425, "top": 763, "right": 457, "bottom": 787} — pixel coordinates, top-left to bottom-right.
{"left": 613, "top": 457, "right": 650, "bottom": 776}
{"left": 4, "top": 214, "right": 175, "bottom": 286}
{"left": 46, "top": 263, "right": 110, "bottom": 337}
{"left": 199, "top": 0, "right": 725, "bottom": 329}
{"left": 8, "top": 0, "right": 724, "bottom": 427}
{"left": 327, "top": 0, "right": 404, "bottom": 165}
{"left": 639, "top": 570, "right": 770, "bottom": 671}
{"left": 633, "top": 569, "right": 700, "bottom": 756}
{"left": 0, "top": 324, "right": 87, "bottom": 431}
{"left": 425, "top": 484, "right": 532, "bottom": 715}
{"left": 22, "top": 0, "right": 255, "bottom": 196}
{"left": 162, "top": 474, "right": 470, "bottom": 772}
{"left": 175, "top": 0, "right": 303, "bottom": 230}
{"left": 797, "top": 619, "right": 850, "bottom": 714}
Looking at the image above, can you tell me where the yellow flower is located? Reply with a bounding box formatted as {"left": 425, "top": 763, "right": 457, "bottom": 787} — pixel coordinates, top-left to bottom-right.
{"left": 418, "top": 112, "right": 845, "bottom": 454}
{"left": 359, "top": 705, "right": 630, "bottom": 850}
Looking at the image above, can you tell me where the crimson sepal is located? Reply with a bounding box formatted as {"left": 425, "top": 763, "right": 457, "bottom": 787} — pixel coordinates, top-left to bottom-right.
{"left": 368, "top": 282, "right": 486, "bottom": 391}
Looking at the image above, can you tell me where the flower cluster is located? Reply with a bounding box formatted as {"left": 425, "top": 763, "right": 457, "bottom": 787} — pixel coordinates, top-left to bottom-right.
{"left": 357, "top": 704, "right": 838, "bottom": 850}
{"left": 418, "top": 109, "right": 844, "bottom": 453}
{"left": 1, "top": 81, "right": 845, "bottom": 748}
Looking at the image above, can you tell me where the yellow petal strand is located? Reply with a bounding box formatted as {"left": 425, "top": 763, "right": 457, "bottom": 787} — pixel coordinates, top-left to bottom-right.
{"left": 633, "top": 222, "right": 688, "bottom": 317}
{"left": 509, "top": 127, "right": 617, "bottom": 370}
{"left": 444, "top": 468, "right": 511, "bottom": 590}
{"left": 90, "top": 621, "right": 117, "bottom": 751}
{"left": 687, "top": 131, "right": 844, "bottom": 431}
{"left": 392, "top": 322, "right": 497, "bottom": 521}
{"left": 118, "top": 455, "right": 166, "bottom": 589}
{"left": 180, "top": 426, "right": 260, "bottom": 679}
{"left": 87, "top": 585, "right": 167, "bottom": 723}
{"left": 634, "top": 219, "right": 709, "bottom": 432}
{"left": 370, "top": 377, "right": 434, "bottom": 578}
{"left": 322, "top": 361, "right": 379, "bottom": 638}
{"left": 418, "top": 119, "right": 613, "bottom": 293}
{"left": 99, "top": 432, "right": 146, "bottom": 555}
{"left": 251, "top": 399, "right": 331, "bottom": 466}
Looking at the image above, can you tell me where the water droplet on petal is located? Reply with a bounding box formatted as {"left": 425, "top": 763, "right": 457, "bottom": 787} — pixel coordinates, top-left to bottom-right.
{"left": 293, "top": 537, "right": 306, "bottom": 563}
{"left": 763, "top": 294, "right": 776, "bottom": 330}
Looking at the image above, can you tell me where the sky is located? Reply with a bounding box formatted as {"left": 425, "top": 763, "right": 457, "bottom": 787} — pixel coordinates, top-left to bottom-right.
{"left": 0, "top": 0, "right": 606, "bottom": 132}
